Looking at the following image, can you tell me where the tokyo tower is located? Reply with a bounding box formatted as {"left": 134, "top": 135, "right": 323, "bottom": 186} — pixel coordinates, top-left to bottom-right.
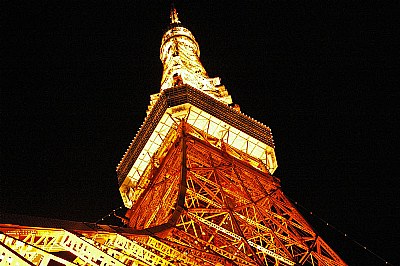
{"left": 1, "top": 7, "right": 346, "bottom": 266}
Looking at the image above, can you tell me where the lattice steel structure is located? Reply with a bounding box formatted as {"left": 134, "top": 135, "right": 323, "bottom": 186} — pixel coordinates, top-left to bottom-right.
{"left": 1, "top": 7, "right": 346, "bottom": 266}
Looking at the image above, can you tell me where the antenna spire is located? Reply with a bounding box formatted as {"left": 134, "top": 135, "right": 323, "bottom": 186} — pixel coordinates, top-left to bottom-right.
{"left": 170, "top": 4, "right": 180, "bottom": 24}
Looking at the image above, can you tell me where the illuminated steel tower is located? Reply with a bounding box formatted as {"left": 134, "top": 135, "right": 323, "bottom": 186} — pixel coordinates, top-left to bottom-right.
{"left": 116, "top": 8, "right": 347, "bottom": 266}
{"left": 0, "top": 7, "right": 346, "bottom": 266}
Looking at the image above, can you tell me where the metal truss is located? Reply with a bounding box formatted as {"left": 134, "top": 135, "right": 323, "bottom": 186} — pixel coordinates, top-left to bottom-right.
{"left": 0, "top": 226, "right": 172, "bottom": 266}
{"left": 125, "top": 121, "right": 347, "bottom": 265}
{"left": 0, "top": 219, "right": 211, "bottom": 266}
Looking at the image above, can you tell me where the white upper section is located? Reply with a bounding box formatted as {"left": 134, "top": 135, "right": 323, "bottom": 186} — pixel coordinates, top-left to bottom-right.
{"left": 160, "top": 16, "right": 232, "bottom": 104}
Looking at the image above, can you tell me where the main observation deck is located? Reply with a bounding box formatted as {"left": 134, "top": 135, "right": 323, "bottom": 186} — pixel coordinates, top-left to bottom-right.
{"left": 117, "top": 84, "right": 277, "bottom": 208}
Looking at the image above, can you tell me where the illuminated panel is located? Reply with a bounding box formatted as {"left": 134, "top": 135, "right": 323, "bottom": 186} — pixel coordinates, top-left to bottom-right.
{"left": 186, "top": 105, "right": 275, "bottom": 167}
{"left": 127, "top": 114, "right": 175, "bottom": 182}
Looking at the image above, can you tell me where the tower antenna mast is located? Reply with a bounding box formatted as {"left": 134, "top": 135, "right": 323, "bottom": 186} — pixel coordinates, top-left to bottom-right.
{"left": 170, "top": 2, "right": 180, "bottom": 24}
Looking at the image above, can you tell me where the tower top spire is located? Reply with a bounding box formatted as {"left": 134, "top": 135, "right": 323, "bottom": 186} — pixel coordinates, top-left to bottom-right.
{"left": 170, "top": 6, "right": 180, "bottom": 24}
{"left": 160, "top": 5, "right": 232, "bottom": 104}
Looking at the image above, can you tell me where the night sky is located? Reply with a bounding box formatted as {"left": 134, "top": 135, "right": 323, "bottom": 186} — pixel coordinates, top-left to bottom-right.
{"left": 2, "top": 1, "right": 398, "bottom": 265}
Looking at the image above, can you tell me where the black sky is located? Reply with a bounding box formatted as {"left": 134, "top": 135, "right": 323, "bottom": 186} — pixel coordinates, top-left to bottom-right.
{"left": 2, "top": 1, "right": 399, "bottom": 265}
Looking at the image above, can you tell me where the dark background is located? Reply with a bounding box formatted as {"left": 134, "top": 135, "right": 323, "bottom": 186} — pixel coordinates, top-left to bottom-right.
{"left": 2, "top": 1, "right": 398, "bottom": 265}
